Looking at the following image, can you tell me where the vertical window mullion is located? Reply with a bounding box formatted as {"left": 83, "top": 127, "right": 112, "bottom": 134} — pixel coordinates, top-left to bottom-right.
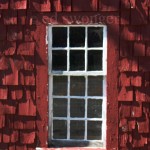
{"left": 84, "top": 27, "right": 88, "bottom": 140}
{"left": 67, "top": 76, "right": 71, "bottom": 140}
{"left": 102, "top": 26, "right": 107, "bottom": 147}
{"left": 84, "top": 76, "right": 88, "bottom": 140}
{"left": 48, "top": 26, "right": 52, "bottom": 74}
{"left": 103, "top": 26, "right": 107, "bottom": 75}
{"left": 102, "top": 76, "right": 106, "bottom": 145}
{"left": 49, "top": 26, "right": 53, "bottom": 141}
{"left": 66, "top": 27, "right": 70, "bottom": 140}
{"left": 67, "top": 27, "right": 70, "bottom": 72}
{"left": 50, "top": 76, "right": 53, "bottom": 140}
{"left": 85, "top": 27, "right": 88, "bottom": 72}
{"left": 67, "top": 27, "right": 70, "bottom": 139}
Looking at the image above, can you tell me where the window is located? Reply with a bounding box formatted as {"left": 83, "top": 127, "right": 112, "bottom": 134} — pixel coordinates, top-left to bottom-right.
{"left": 48, "top": 25, "right": 107, "bottom": 148}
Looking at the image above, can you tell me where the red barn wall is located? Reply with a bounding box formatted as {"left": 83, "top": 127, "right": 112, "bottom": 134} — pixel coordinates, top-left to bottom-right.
{"left": 0, "top": 0, "right": 149, "bottom": 150}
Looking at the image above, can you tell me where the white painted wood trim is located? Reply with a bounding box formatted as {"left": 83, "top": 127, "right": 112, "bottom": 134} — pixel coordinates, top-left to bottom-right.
{"left": 48, "top": 25, "right": 107, "bottom": 148}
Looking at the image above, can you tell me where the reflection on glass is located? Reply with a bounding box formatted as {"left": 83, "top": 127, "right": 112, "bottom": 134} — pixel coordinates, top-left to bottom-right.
{"left": 70, "top": 27, "right": 85, "bottom": 47}
{"left": 87, "top": 121, "right": 102, "bottom": 140}
{"left": 70, "top": 121, "right": 85, "bottom": 139}
{"left": 88, "top": 50, "right": 102, "bottom": 71}
{"left": 88, "top": 99, "right": 102, "bottom": 118}
{"left": 70, "top": 76, "right": 85, "bottom": 96}
{"left": 52, "top": 27, "right": 67, "bottom": 47}
{"left": 88, "top": 27, "right": 103, "bottom": 47}
{"left": 52, "top": 50, "right": 67, "bottom": 71}
{"left": 70, "top": 50, "right": 85, "bottom": 71}
{"left": 53, "top": 76, "right": 67, "bottom": 96}
{"left": 53, "top": 98, "right": 67, "bottom": 117}
{"left": 70, "top": 99, "right": 85, "bottom": 117}
{"left": 88, "top": 76, "right": 103, "bottom": 96}
{"left": 53, "top": 120, "right": 67, "bottom": 139}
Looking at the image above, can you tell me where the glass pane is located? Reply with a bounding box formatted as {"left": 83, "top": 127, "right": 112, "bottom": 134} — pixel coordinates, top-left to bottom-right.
{"left": 70, "top": 27, "right": 85, "bottom": 47}
{"left": 88, "top": 27, "right": 103, "bottom": 47}
{"left": 88, "top": 50, "right": 102, "bottom": 71}
{"left": 87, "top": 121, "right": 102, "bottom": 140}
{"left": 53, "top": 98, "right": 67, "bottom": 117}
{"left": 88, "top": 76, "right": 103, "bottom": 96}
{"left": 70, "top": 76, "right": 85, "bottom": 96}
{"left": 70, "top": 99, "right": 85, "bottom": 117}
{"left": 53, "top": 76, "right": 67, "bottom": 96}
{"left": 70, "top": 121, "right": 85, "bottom": 139}
{"left": 52, "top": 27, "right": 67, "bottom": 47}
{"left": 53, "top": 120, "right": 67, "bottom": 139}
{"left": 70, "top": 50, "right": 85, "bottom": 71}
{"left": 52, "top": 50, "right": 67, "bottom": 71}
{"left": 88, "top": 99, "right": 102, "bottom": 118}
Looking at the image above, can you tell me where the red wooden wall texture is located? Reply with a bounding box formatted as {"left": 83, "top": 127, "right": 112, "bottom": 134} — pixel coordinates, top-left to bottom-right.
{"left": 0, "top": 0, "right": 149, "bottom": 150}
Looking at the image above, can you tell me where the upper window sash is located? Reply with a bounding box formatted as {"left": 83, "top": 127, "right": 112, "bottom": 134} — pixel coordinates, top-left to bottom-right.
{"left": 48, "top": 25, "right": 107, "bottom": 76}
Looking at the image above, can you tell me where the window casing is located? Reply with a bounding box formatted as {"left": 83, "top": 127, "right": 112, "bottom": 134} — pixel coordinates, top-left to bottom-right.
{"left": 48, "top": 25, "right": 107, "bottom": 148}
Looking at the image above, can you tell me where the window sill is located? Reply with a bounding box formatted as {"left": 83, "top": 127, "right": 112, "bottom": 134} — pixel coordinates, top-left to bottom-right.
{"left": 36, "top": 148, "right": 105, "bottom": 150}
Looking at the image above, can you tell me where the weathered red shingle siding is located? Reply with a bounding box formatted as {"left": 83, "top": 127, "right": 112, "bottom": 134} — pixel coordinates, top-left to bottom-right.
{"left": 0, "top": 0, "right": 149, "bottom": 150}
{"left": 119, "top": 0, "right": 150, "bottom": 149}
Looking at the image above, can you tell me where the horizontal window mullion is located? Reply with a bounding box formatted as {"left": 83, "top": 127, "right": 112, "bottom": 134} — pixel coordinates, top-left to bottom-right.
{"left": 49, "top": 71, "right": 106, "bottom": 76}
{"left": 51, "top": 25, "right": 106, "bottom": 27}
{"left": 53, "top": 117, "right": 103, "bottom": 121}
{"left": 51, "top": 139, "right": 103, "bottom": 142}
{"left": 51, "top": 48, "right": 104, "bottom": 50}
{"left": 53, "top": 96, "right": 105, "bottom": 99}
{"left": 52, "top": 48, "right": 68, "bottom": 50}
{"left": 87, "top": 48, "right": 103, "bottom": 50}
{"left": 70, "top": 47, "right": 85, "bottom": 50}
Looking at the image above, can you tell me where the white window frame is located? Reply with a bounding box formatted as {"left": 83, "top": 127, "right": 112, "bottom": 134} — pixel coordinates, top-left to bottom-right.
{"left": 48, "top": 25, "right": 107, "bottom": 148}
